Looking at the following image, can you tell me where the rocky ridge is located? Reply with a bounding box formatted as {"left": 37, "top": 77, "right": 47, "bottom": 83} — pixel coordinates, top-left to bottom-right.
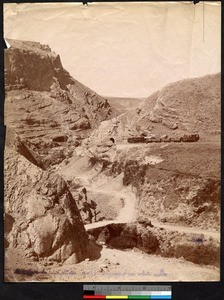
{"left": 5, "top": 39, "right": 116, "bottom": 169}
{"left": 89, "top": 73, "right": 221, "bottom": 142}
{"left": 147, "top": 73, "right": 221, "bottom": 133}
{"left": 4, "top": 39, "right": 112, "bottom": 265}
{"left": 4, "top": 39, "right": 220, "bottom": 281}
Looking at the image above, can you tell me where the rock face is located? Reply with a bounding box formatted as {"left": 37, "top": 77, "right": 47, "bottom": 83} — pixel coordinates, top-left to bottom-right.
{"left": 90, "top": 73, "right": 221, "bottom": 141}
{"left": 88, "top": 223, "right": 219, "bottom": 267}
{"left": 5, "top": 127, "right": 44, "bottom": 169}
{"left": 147, "top": 73, "right": 221, "bottom": 133}
{"left": 136, "top": 171, "right": 220, "bottom": 230}
{"left": 92, "top": 223, "right": 160, "bottom": 254}
{"left": 4, "top": 39, "right": 116, "bottom": 168}
{"left": 4, "top": 145, "right": 90, "bottom": 262}
{"left": 5, "top": 40, "right": 70, "bottom": 92}
{"left": 109, "top": 143, "right": 220, "bottom": 231}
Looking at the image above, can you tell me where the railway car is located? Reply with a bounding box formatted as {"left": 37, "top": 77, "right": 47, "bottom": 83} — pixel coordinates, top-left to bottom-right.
{"left": 127, "top": 133, "right": 199, "bottom": 144}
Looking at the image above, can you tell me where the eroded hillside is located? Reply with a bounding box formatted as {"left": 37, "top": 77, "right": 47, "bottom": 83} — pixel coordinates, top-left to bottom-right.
{"left": 90, "top": 73, "right": 221, "bottom": 142}
{"left": 4, "top": 39, "right": 220, "bottom": 282}
{"left": 108, "top": 143, "right": 220, "bottom": 231}
{"left": 5, "top": 39, "right": 117, "bottom": 169}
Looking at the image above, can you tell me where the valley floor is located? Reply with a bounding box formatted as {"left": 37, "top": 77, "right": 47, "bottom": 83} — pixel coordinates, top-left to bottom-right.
{"left": 5, "top": 246, "right": 219, "bottom": 282}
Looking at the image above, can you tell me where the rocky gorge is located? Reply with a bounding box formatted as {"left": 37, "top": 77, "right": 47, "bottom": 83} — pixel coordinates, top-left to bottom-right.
{"left": 4, "top": 39, "right": 220, "bottom": 282}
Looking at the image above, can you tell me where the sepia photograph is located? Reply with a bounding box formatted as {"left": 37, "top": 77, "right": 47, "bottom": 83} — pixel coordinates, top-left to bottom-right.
{"left": 3, "top": 1, "right": 221, "bottom": 282}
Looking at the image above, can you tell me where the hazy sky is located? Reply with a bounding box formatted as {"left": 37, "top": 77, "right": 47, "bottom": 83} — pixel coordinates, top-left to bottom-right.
{"left": 4, "top": 2, "right": 221, "bottom": 98}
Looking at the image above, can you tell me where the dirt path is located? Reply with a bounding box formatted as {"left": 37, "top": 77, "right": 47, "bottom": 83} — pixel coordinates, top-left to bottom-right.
{"left": 86, "top": 217, "right": 219, "bottom": 240}
{"left": 86, "top": 176, "right": 137, "bottom": 230}
{"left": 84, "top": 171, "right": 219, "bottom": 239}
{"left": 8, "top": 149, "right": 218, "bottom": 283}
{"left": 60, "top": 154, "right": 138, "bottom": 228}
{"left": 150, "top": 218, "right": 219, "bottom": 239}
{"left": 116, "top": 188, "right": 136, "bottom": 222}
{"left": 82, "top": 169, "right": 219, "bottom": 240}
{"left": 58, "top": 150, "right": 220, "bottom": 283}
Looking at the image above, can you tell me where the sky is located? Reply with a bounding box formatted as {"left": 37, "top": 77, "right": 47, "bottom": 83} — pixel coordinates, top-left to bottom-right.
{"left": 4, "top": 2, "right": 221, "bottom": 98}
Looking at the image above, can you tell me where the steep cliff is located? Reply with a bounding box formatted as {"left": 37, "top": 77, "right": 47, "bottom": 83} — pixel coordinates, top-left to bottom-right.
{"left": 4, "top": 38, "right": 116, "bottom": 168}
{"left": 4, "top": 145, "right": 90, "bottom": 263}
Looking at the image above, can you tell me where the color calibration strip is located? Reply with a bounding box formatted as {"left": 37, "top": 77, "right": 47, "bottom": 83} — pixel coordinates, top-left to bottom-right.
{"left": 83, "top": 285, "right": 172, "bottom": 300}
{"left": 83, "top": 296, "right": 171, "bottom": 299}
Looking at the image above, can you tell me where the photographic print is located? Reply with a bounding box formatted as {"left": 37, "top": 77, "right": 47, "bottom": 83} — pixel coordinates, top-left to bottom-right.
{"left": 3, "top": 2, "right": 221, "bottom": 282}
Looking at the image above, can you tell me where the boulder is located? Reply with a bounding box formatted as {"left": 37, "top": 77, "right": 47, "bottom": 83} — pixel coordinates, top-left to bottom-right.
{"left": 5, "top": 147, "right": 90, "bottom": 262}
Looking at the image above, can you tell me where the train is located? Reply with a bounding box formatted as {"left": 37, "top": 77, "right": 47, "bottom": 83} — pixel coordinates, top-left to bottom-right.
{"left": 127, "top": 134, "right": 200, "bottom": 143}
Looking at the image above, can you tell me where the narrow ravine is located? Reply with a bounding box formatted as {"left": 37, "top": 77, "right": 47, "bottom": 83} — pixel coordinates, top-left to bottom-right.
{"left": 60, "top": 153, "right": 219, "bottom": 241}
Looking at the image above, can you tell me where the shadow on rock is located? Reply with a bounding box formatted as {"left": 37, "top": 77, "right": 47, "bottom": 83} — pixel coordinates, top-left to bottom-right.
{"left": 87, "top": 239, "right": 103, "bottom": 261}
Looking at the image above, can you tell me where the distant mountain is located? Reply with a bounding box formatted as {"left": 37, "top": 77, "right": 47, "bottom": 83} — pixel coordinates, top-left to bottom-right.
{"left": 4, "top": 39, "right": 118, "bottom": 168}
{"left": 107, "top": 97, "right": 144, "bottom": 113}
